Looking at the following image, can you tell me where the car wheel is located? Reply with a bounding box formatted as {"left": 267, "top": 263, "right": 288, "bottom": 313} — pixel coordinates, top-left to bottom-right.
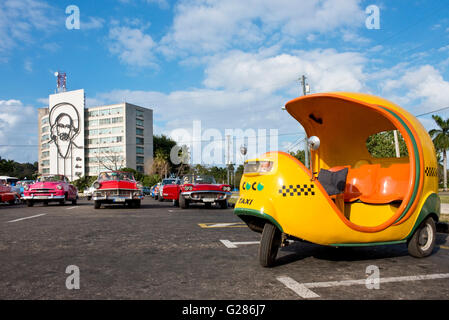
{"left": 408, "top": 216, "right": 436, "bottom": 258}
{"left": 259, "top": 222, "right": 282, "bottom": 268}
{"left": 94, "top": 200, "right": 101, "bottom": 209}
{"left": 26, "top": 200, "right": 34, "bottom": 207}
{"left": 134, "top": 200, "right": 141, "bottom": 208}
{"left": 87, "top": 196, "right": 92, "bottom": 201}
{"left": 173, "top": 199, "right": 179, "bottom": 207}
{"left": 179, "top": 195, "right": 189, "bottom": 209}
{"left": 158, "top": 195, "right": 164, "bottom": 202}
{"left": 71, "top": 198, "right": 77, "bottom": 205}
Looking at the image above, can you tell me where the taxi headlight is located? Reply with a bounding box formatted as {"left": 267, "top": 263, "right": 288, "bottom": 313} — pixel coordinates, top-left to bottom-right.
{"left": 56, "top": 185, "right": 62, "bottom": 190}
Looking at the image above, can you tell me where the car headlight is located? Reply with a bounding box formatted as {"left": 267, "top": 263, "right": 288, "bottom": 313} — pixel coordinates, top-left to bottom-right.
{"left": 93, "top": 181, "right": 101, "bottom": 189}
{"left": 56, "top": 185, "right": 62, "bottom": 190}
{"left": 24, "top": 185, "right": 29, "bottom": 191}
{"left": 222, "top": 186, "right": 231, "bottom": 192}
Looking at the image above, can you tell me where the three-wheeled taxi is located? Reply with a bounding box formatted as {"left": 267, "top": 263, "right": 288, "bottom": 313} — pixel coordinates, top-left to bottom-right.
{"left": 235, "top": 92, "right": 440, "bottom": 267}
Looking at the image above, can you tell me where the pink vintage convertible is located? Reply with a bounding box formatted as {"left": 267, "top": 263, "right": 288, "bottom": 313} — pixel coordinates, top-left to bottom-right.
{"left": 23, "top": 174, "right": 78, "bottom": 207}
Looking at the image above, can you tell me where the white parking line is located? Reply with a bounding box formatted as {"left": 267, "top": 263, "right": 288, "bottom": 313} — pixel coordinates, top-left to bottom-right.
{"left": 65, "top": 206, "right": 77, "bottom": 210}
{"left": 277, "top": 273, "right": 449, "bottom": 299}
{"left": 7, "top": 214, "right": 47, "bottom": 223}
{"left": 220, "top": 239, "right": 260, "bottom": 248}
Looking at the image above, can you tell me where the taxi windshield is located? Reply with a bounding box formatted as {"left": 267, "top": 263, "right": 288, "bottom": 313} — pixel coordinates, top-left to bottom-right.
{"left": 98, "top": 171, "right": 135, "bottom": 182}
{"left": 38, "top": 175, "right": 65, "bottom": 182}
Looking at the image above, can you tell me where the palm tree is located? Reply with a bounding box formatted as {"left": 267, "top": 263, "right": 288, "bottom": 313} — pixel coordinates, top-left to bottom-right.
{"left": 429, "top": 115, "right": 449, "bottom": 191}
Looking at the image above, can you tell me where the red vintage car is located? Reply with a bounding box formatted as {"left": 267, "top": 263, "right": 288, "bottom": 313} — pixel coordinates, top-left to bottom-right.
{"left": 164, "top": 174, "right": 231, "bottom": 209}
{"left": 92, "top": 171, "right": 143, "bottom": 209}
{"left": 23, "top": 174, "right": 78, "bottom": 207}
{"left": 0, "top": 178, "right": 19, "bottom": 205}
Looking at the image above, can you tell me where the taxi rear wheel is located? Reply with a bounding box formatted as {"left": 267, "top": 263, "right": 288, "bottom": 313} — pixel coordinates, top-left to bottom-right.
{"left": 408, "top": 217, "right": 436, "bottom": 258}
{"left": 259, "top": 222, "right": 282, "bottom": 267}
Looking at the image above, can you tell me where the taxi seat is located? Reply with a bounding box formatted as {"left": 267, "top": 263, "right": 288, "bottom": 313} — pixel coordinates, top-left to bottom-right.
{"left": 328, "top": 163, "right": 410, "bottom": 204}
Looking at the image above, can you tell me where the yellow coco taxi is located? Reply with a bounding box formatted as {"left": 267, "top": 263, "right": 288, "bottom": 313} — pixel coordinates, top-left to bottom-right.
{"left": 234, "top": 92, "right": 440, "bottom": 267}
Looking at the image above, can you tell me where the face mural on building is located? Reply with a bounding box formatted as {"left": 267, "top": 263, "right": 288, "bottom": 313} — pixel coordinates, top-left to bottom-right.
{"left": 49, "top": 102, "right": 81, "bottom": 159}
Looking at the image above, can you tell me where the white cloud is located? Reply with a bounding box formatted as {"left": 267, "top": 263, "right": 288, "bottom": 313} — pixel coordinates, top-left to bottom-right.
{"left": 160, "top": 0, "right": 365, "bottom": 56}
{"left": 204, "top": 49, "right": 367, "bottom": 93}
{"left": 108, "top": 26, "right": 157, "bottom": 67}
{"left": 381, "top": 65, "right": 449, "bottom": 115}
{"left": 81, "top": 16, "right": 105, "bottom": 30}
{"left": 24, "top": 59, "right": 33, "bottom": 72}
{"left": 0, "top": 99, "right": 37, "bottom": 163}
{"left": 0, "top": 0, "right": 59, "bottom": 55}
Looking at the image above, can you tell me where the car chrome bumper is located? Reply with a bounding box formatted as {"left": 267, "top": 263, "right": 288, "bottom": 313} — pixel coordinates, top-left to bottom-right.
{"left": 181, "top": 191, "right": 231, "bottom": 201}
{"left": 22, "top": 195, "right": 65, "bottom": 200}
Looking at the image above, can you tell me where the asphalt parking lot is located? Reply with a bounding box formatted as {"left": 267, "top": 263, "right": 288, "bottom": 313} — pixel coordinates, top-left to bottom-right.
{"left": 1, "top": 198, "right": 449, "bottom": 300}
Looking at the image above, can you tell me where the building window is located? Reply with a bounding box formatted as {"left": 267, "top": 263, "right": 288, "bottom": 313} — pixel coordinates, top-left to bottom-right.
{"left": 136, "top": 119, "right": 144, "bottom": 126}
{"left": 136, "top": 137, "right": 144, "bottom": 145}
{"left": 41, "top": 134, "right": 50, "bottom": 141}
{"left": 99, "top": 118, "right": 111, "bottom": 125}
{"left": 136, "top": 110, "right": 144, "bottom": 118}
{"left": 42, "top": 151, "right": 50, "bottom": 158}
{"left": 112, "top": 117, "right": 123, "bottom": 124}
{"left": 136, "top": 128, "right": 144, "bottom": 136}
{"left": 42, "top": 143, "right": 49, "bottom": 150}
{"left": 41, "top": 117, "right": 49, "bottom": 125}
{"left": 88, "top": 110, "right": 99, "bottom": 117}
{"left": 42, "top": 168, "right": 50, "bottom": 174}
{"left": 137, "top": 166, "right": 144, "bottom": 173}
{"left": 42, "top": 126, "right": 49, "bottom": 133}
{"left": 41, "top": 160, "right": 50, "bottom": 166}
{"left": 136, "top": 146, "right": 144, "bottom": 154}
{"left": 110, "top": 107, "right": 123, "bottom": 115}
{"left": 88, "top": 119, "right": 99, "bottom": 127}
{"left": 136, "top": 156, "right": 144, "bottom": 164}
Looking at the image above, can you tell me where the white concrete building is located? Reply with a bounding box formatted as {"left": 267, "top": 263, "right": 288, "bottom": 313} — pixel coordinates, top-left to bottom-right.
{"left": 38, "top": 89, "right": 153, "bottom": 180}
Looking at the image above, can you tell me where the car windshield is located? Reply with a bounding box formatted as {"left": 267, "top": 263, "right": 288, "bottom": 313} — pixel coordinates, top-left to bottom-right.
{"left": 162, "top": 178, "right": 177, "bottom": 185}
{"left": 182, "top": 175, "right": 216, "bottom": 184}
{"left": 37, "top": 175, "right": 65, "bottom": 182}
{"left": 98, "top": 171, "right": 135, "bottom": 182}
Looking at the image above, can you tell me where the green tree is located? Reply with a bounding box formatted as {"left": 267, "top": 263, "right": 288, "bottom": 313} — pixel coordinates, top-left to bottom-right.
{"left": 289, "top": 150, "right": 305, "bottom": 164}
{"left": 366, "top": 130, "right": 408, "bottom": 158}
{"left": 429, "top": 115, "right": 449, "bottom": 191}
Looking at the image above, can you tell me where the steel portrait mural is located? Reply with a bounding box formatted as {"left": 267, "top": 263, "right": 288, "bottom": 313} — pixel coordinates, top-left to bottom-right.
{"left": 49, "top": 102, "right": 82, "bottom": 177}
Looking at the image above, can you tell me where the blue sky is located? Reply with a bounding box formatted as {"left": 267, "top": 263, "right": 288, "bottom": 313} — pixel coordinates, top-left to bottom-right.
{"left": 1, "top": 0, "right": 449, "bottom": 163}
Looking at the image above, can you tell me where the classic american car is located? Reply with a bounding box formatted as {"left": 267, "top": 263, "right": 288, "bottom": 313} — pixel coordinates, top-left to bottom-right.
{"left": 158, "top": 178, "right": 180, "bottom": 201}
{"left": 92, "top": 171, "right": 143, "bottom": 209}
{"left": 23, "top": 174, "right": 78, "bottom": 207}
{"left": 163, "top": 174, "right": 231, "bottom": 209}
{"left": 0, "top": 178, "right": 19, "bottom": 205}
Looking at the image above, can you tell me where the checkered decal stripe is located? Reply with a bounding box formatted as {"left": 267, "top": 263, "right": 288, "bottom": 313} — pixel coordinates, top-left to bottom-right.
{"left": 279, "top": 184, "right": 315, "bottom": 197}
{"left": 424, "top": 167, "right": 437, "bottom": 177}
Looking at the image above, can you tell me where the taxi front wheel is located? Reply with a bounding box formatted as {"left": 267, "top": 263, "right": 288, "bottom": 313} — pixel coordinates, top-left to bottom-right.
{"left": 259, "top": 223, "right": 282, "bottom": 267}
{"left": 407, "top": 217, "right": 436, "bottom": 258}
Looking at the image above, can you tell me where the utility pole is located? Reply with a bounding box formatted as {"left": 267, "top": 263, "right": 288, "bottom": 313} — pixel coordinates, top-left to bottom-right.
{"left": 300, "top": 75, "right": 310, "bottom": 168}
{"left": 226, "top": 135, "right": 231, "bottom": 185}
{"left": 393, "top": 130, "right": 400, "bottom": 158}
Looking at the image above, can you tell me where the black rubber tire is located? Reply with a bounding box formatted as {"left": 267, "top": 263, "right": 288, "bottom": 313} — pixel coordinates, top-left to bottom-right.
{"left": 134, "top": 200, "right": 141, "bottom": 208}
{"left": 158, "top": 195, "right": 164, "bottom": 202}
{"left": 408, "top": 216, "right": 436, "bottom": 258}
{"left": 87, "top": 196, "right": 92, "bottom": 201}
{"left": 219, "top": 200, "right": 228, "bottom": 209}
{"left": 94, "top": 201, "right": 101, "bottom": 209}
{"left": 173, "top": 199, "right": 179, "bottom": 207}
{"left": 26, "top": 200, "right": 34, "bottom": 207}
{"left": 259, "top": 223, "right": 282, "bottom": 267}
{"left": 179, "top": 195, "right": 189, "bottom": 209}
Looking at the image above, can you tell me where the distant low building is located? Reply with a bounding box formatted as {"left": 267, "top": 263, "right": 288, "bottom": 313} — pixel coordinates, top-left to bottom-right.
{"left": 38, "top": 89, "right": 153, "bottom": 180}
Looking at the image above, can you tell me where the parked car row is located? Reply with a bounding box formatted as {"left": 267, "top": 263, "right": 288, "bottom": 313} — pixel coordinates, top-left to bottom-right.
{"left": 1, "top": 171, "right": 232, "bottom": 210}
